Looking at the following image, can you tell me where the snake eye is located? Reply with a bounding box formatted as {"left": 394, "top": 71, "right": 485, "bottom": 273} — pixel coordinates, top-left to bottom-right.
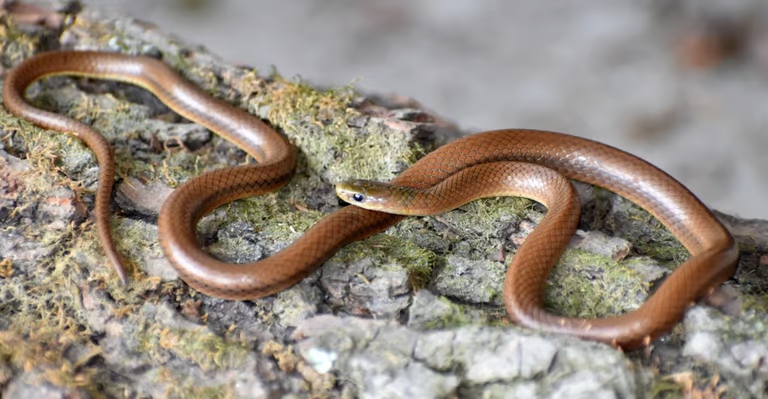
{"left": 352, "top": 193, "right": 364, "bottom": 202}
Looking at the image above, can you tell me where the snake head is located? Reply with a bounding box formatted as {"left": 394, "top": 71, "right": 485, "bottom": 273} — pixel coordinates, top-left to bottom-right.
{"left": 336, "top": 179, "right": 398, "bottom": 212}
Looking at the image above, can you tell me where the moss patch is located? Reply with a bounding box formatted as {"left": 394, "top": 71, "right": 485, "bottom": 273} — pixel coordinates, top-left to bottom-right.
{"left": 340, "top": 233, "right": 436, "bottom": 289}
{"left": 134, "top": 321, "right": 249, "bottom": 372}
{"left": 253, "top": 75, "right": 425, "bottom": 183}
{"left": 545, "top": 249, "right": 650, "bottom": 318}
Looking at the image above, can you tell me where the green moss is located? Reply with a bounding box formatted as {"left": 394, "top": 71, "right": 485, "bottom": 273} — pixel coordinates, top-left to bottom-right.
{"left": 253, "top": 76, "right": 425, "bottom": 183}
{"left": 647, "top": 379, "right": 683, "bottom": 398}
{"left": 234, "top": 195, "right": 323, "bottom": 237}
{"left": 545, "top": 249, "right": 650, "bottom": 318}
{"left": 197, "top": 194, "right": 325, "bottom": 266}
{"left": 202, "top": 192, "right": 437, "bottom": 291}
{"left": 135, "top": 322, "right": 249, "bottom": 371}
{"left": 114, "top": 217, "right": 160, "bottom": 257}
{"left": 322, "top": 196, "right": 534, "bottom": 297}
{"left": 633, "top": 229, "right": 689, "bottom": 267}
{"left": 340, "top": 233, "right": 436, "bottom": 289}
{"left": 0, "top": 225, "right": 107, "bottom": 393}
{"left": 604, "top": 195, "right": 689, "bottom": 266}
{"left": 0, "top": 28, "right": 268, "bottom": 392}
{"left": 407, "top": 196, "right": 533, "bottom": 260}
{"left": 440, "top": 197, "right": 533, "bottom": 238}
{"left": 109, "top": 217, "right": 168, "bottom": 288}
{"left": 0, "top": 332, "right": 105, "bottom": 395}
{"left": 1, "top": 109, "right": 91, "bottom": 184}
{"left": 420, "top": 296, "right": 478, "bottom": 330}
{"left": 163, "top": 384, "right": 236, "bottom": 399}
{"left": 0, "top": 12, "right": 535, "bottom": 395}
{"left": 740, "top": 292, "right": 768, "bottom": 314}
{"left": 0, "top": 19, "right": 40, "bottom": 66}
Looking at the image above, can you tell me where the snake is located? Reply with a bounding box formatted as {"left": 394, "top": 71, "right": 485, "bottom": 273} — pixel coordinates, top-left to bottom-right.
{"left": 2, "top": 51, "right": 738, "bottom": 350}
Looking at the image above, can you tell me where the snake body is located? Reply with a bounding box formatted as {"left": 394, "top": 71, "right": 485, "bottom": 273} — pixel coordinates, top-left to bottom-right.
{"left": 3, "top": 51, "right": 738, "bottom": 350}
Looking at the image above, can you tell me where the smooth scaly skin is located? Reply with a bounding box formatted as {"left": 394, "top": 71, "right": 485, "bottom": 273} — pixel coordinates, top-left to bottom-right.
{"left": 338, "top": 159, "right": 739, "bottom": 348}
{"left": 3, "top": 51, "right": 738, "bottom": 350}
{"left": 2, "top": 51, "right": 296, "bottom": 285}
{"left": 337, "top": 162, "right": 581, "bottom": 217}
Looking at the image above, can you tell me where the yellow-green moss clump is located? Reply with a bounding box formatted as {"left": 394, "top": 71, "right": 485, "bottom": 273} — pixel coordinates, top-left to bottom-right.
{"left": 545, "top": 249, "right": 650, "bottom": 318}
{"left": 134, "top": 315, "right": 250, "bottom": 371}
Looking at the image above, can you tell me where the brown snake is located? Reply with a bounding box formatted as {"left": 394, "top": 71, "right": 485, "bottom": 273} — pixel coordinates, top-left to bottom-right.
{"left": 3, "top": 51, "right": 739, "bottom": 350}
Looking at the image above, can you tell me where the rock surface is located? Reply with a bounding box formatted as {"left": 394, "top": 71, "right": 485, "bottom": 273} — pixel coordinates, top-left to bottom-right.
{"left": 0, "top": 2, "right": 766, "bottom": 398}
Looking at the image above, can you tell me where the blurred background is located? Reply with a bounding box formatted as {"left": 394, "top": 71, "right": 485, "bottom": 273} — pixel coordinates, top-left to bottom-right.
{"left": 79, "top": 0, "right": 768, "bottom": 219}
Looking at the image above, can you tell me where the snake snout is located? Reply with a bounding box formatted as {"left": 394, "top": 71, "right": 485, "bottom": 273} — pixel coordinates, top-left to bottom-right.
{"left": 336, "top": 180, "right": 368, "bottom": 204}
{"left": 335, "top": 180, "right": 394, "bottom": 211}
